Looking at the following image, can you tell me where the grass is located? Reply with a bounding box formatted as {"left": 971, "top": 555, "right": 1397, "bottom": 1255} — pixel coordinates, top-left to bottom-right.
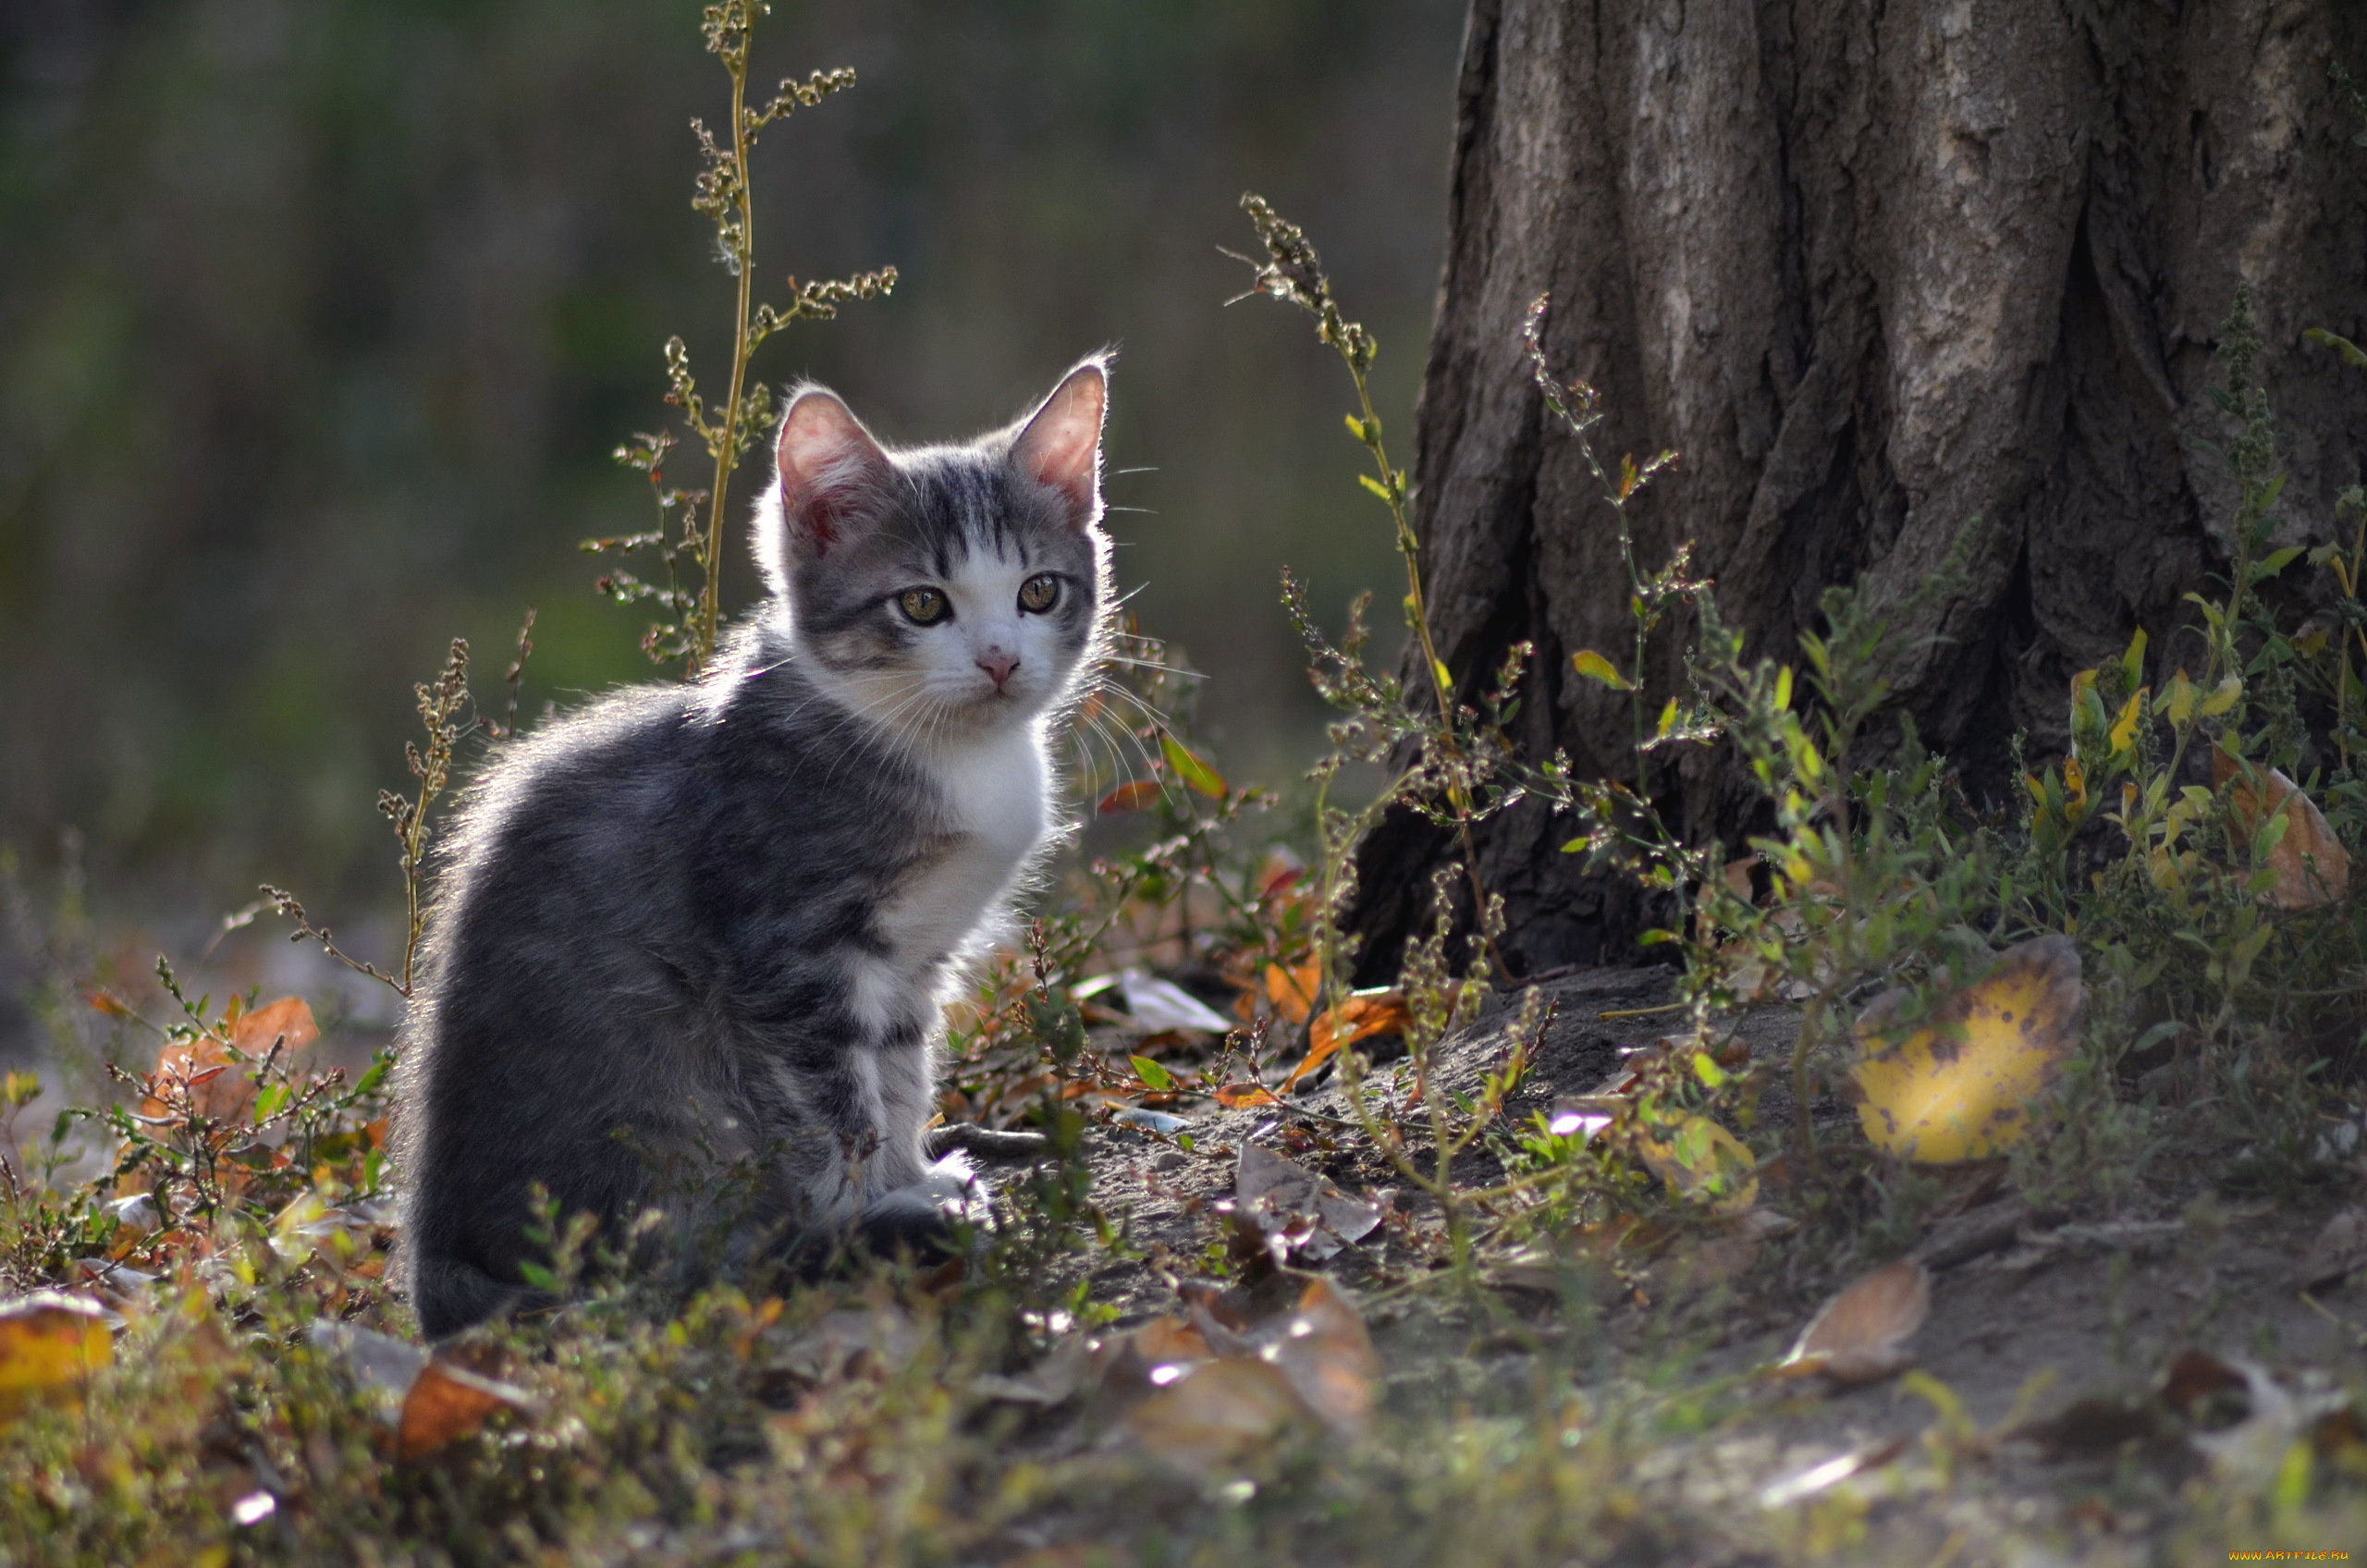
{"left": 7, "top": 13, "right": 2367, "bottom": 1565}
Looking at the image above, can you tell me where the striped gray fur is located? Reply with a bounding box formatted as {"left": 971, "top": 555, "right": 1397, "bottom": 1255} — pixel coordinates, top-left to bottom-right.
{"left": 393, "top": 358, "right": 1112, "bottom": 1338}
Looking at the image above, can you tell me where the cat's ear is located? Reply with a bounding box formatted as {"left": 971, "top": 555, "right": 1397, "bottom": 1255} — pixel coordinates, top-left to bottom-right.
{"left": 1011, "top": 357, "right": 1108, "bottom": 526}
{"left": 768, "top": 386, "right": 890, "bottom": 566}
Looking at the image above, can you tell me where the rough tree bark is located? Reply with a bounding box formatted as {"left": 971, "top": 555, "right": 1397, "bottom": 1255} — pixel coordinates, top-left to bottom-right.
{"left": 1348, "top": 0, "right": 2367, "bottom": 983}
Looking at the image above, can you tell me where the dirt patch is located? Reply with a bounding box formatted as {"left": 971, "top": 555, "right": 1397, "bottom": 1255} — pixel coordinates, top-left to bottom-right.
{"left": 1005, "top": 965, "right": 2367, "bottom": 1558}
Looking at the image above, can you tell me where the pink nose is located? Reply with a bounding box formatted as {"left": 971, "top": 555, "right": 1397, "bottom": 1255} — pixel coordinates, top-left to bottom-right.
{"left": 977, "top": 650, "right": 1020, "bottom": 690}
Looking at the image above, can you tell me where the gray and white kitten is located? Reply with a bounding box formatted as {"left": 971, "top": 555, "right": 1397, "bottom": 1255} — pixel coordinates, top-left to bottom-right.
{"left": 392, "top": 358, "right": 1111, "bottom": 1338}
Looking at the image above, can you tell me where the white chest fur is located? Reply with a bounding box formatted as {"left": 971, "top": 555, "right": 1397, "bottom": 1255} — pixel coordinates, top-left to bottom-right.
{"left": 882, "top": 721, "right": 1049, "bottom": 974}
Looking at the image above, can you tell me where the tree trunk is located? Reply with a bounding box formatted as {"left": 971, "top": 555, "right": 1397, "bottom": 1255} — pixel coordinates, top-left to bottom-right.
{"left": 1348, "top": 0, "right": 2367, "bottom": 984}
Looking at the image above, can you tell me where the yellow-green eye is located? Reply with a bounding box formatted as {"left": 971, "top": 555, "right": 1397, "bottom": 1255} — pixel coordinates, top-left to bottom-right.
{"left": 1018, "top": 573, "right": 1060, "bottom": 613}
{"left": 897, "top": 586, "right": 949, "bottom": 625}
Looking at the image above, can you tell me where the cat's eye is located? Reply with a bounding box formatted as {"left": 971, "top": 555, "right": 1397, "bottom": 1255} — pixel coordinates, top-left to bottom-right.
{"left": 1018, "top": 573, "right": 1060, "bottom": 613}
{"left": 897, "top": 586, "right": 950, "bottom": 625}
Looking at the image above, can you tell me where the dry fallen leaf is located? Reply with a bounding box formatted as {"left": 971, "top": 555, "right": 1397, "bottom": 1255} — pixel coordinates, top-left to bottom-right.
{"left": 1851, "top": 935, "right": 2083, "bottom": 1163}
{"left": 399, "top": 1361, "right": 534, "bottom": 1461}
{"left": 1283, "top": 988, "right": 1410, "bottom": 1090}
{"left": 1263, "top": 1276, "right": 1381, "bottom": 1438}
{"left": 1234, "top": 1143, "right": 1382, "bottom": 1262}
{"left": 2216, "top": 751, "right": 2352, "bottom": 909}
{"left": 311, "top": 1320, "right": 533, "bottom": 1456}
{"left": 2159, "top": 1346, "right": 2250, "bottom": 1419}
{"left": 0, "top": 1293, "right": 113, "bottom": 1415}
{"left": 1774, "top": 1258, "right": 1931, "bottom": 1386}
{"left": 1123, "top": 1355, "right": 1308, "bottom": 1471}
{"left": 1263, "top": 962, "right": 1320, "bottom": 1025}
{"left": 1214, "top": 1081, "right": 1282, "bottom": 1109}
{"left": 1125, "top": 1274, "right": 1380, "bottom": 1471}
{"left": 2299, "top": 1207, "right": 2367, "bottom": 1291}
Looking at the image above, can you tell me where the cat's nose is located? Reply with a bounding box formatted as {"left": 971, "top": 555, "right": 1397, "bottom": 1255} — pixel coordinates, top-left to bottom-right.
{"left": 976, "top": 650, "right": 1020, "bottom": 690}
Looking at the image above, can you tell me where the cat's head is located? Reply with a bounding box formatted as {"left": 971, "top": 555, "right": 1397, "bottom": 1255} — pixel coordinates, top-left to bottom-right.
{"left": 754, "top": 357, "right": 1112, "bottom": 744}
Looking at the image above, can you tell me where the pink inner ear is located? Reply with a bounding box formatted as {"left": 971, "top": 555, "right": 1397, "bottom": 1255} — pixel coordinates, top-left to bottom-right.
{"left": 1019, "top": 371, "right": 1105, "bottom": 509}
{"left": 778, "top": 393, "right": 883, "bottom": 556}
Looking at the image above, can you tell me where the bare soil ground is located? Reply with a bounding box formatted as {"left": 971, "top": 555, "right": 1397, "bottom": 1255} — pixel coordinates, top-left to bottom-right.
{"left": 1029, "top": 967, "right": 2364, "bottom": 1563}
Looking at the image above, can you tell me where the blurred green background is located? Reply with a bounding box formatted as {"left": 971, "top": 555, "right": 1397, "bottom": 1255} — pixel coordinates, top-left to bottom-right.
{"left": 0, "top": 0, "right": 1461, "bottom": 917}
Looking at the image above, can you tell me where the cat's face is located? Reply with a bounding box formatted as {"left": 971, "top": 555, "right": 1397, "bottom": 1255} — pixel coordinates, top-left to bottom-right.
{"left": 755, "top": 360, "right": 1110, "bottom": 746}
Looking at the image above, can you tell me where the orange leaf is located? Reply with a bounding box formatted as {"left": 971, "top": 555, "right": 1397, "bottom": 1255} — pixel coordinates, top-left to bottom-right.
{"left": 1283, "top": 990, "right": 1410, "bottom": 1091}
{"left": 1097, "top": 779, "right": 1162, "bottom": 815}
{"left": 1131, "top": 1316, "right": 1215, "bottom": 1370}
{"left": 229, "top": 997, "right": 318, "bottom": 1057}
{"left": 1773, "top": 1258, "right": 1931, "bottom": 1385}
{"left": 2215, "top": 750, "right": 2352, "bottom": 909}
{"left": 1263, "top": 962, "right": 1320, "bottom": 1025}
{"left": 85, "top": 991, "right": 137, "bottom": 1021}
{"left": 399, "top": 1360, "right": 533, "bottom": 1460}
{"left": 1214, "top": 1082, "right": 1281, "bottom": 1109}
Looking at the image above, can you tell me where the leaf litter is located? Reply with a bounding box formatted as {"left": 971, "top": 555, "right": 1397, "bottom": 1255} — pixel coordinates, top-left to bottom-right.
{"left": 1772, "top": 1257, "right": 1932, "bottom": 1386}
{"left": 1851, "top": 935, "right": 2083, "bottom": 1164}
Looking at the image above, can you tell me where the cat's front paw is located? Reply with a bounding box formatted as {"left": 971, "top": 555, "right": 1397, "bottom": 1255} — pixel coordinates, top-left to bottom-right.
{"left": 924, "top": 1122, "right": 1052, "bottom": 1164}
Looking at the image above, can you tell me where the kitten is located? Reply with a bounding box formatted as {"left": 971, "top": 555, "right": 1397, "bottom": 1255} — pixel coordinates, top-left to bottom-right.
{"left": 392, "top": 358, "right": 1110, "bottom": 1338}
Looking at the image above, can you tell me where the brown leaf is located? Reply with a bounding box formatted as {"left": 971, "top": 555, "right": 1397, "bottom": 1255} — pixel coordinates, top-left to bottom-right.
{"left": 1264, "top": 1277, "right": 1380, "bottom": 1439}
{"left": 2160, "top": 1347, "right": 2249, "bottom": 1418}
{"left": 229, "top": 997, "right": 318, "bottom": 1057}
{"left": 2216, "top": 751, "right": 2353, "bottom": 909}
{"left": 399, "top": 1361, "right": 533, "bottom": 1461}
{"left": 1214, "top": 1082, "right": 1281, "bottom": 1109}
{"left": 1283, "top": 989, "right": 1409, "bottom": 1090}
{"left": 2299, "top": 1207, "right": 2367, "bottom": 1290}
{"left": 1131, "top": 1316, "right": 1216, "bottom": 1370}
{"left": 1096, "top": 779, "right": 1162, "bottom": 815}
{"left": 1122, "top": 1356, "right": 1307, "bottom": 1472}
{"left": 1235, "top": 1144, "right": 1381, "bottom": 1262}
{"left": 1775, "top": 1258, "right": 1931, "bottom": 1385}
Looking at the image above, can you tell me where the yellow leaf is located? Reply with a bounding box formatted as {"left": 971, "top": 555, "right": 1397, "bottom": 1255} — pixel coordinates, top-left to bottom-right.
{"left": 2108, "top": 689, "right": 2147, "bottom": 755}
{"left": 0, "top": 1293, "right": 112, "bottom": 1415}
{"left": 1773, "top": 1258, "right": 1930, "bottom": 1385}
{"left": 1159, "top": 735, "right": 1228, "bottom": 799}
{"left": 1570, "top": 650, "right": 1634, "bottom": 691}
{"left": 1850, "top": 935, "right": 2083, "bottom": 1163}
{"left": 2214, "top": 752, "right": 2352, "bottom": 909}
{"left": 2198, "top": 674, "right": 2243, "bottom": 717}
{"left": 2161, "top": 669, "right": 2198, "bottom": 725}
{"left": 1636, "top": 1114, "right": 1760, "bottom": 1214}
